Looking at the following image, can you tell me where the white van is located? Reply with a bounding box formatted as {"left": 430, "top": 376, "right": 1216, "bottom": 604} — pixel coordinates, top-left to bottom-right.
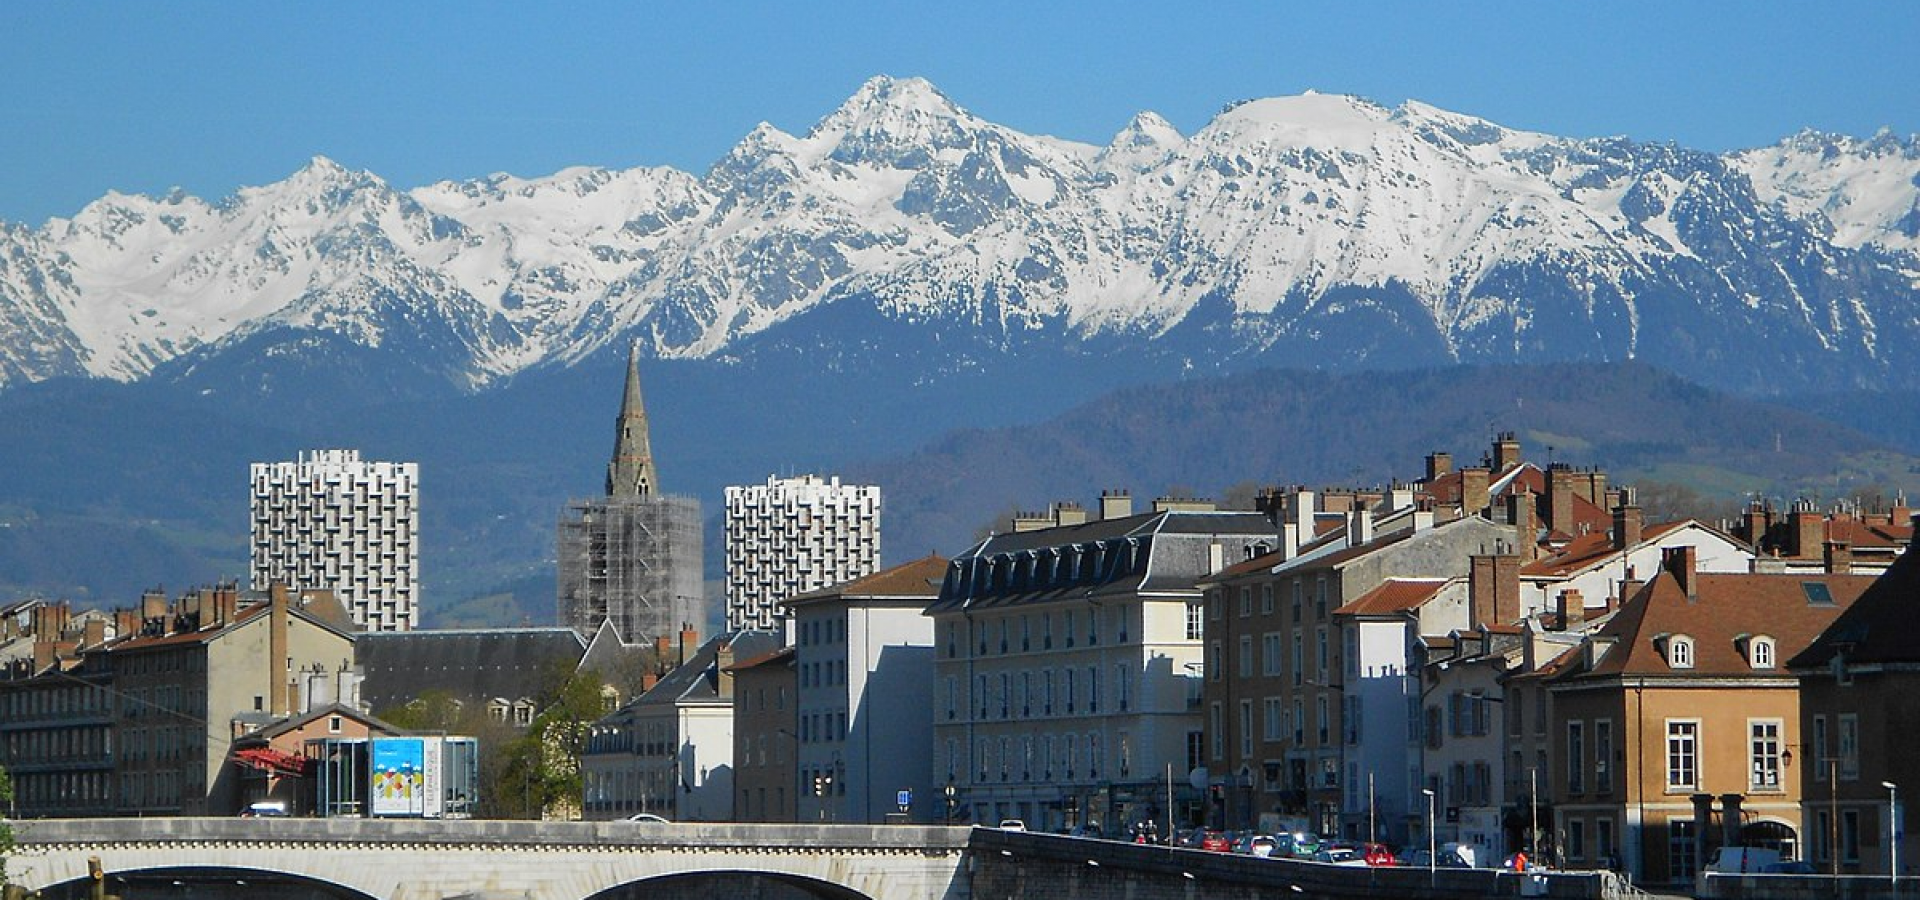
{"left": 1704, "top": 847, "right": 1783, "bottom": 874}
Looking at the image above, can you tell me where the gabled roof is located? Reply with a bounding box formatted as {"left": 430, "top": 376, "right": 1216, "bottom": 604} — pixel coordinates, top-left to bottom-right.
{"left": 620, "top": 630, "right": 783, "bottom": 711}
{"left": 1521, "top": 520, "right": 1699, "bottom": 577}
{"left": 726, "top": 645, "right": 795, "bottom": 674}
{"left": 786, "top": 555, "right": 947, "bottom": 606}
{"left": 357, "top": 627, "right": 588, "bottom": 712}
{"left": 110, "top": 598, "right": 355, "bottom": 653}
{"left": 1558, "top": 567, "right": 1873, "bottom": 682}
{"left": 1790, "top": 537, "right": 1920, "bottom": 669}
{"left": 1335, "top": 578, "right": 1452, "bottom": 618}
{"left": 245, "top": 703, "right": 404, "bottom": 743}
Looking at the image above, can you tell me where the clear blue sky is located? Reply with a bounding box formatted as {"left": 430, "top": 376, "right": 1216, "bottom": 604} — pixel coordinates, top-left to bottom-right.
{"left": 3, "top": 2, "right": 1916, "bottom": 225}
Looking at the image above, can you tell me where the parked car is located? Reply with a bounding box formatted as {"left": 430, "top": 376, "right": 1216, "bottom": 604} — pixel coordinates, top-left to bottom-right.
{"left": 1199, "top": 829, "right": 1232, "bottom": 852}
{"left": 1278, "top": 832, "right": 1323, "bottom": 859}
{"left": 1406, "top": 848, "right": 1472, "bottom": 869}
{"left": 239, "top": 800, "right": 288, "bottom": 818}
{"left": 1315, "top": 847, "right": 1366, "bottom": 865}
{"left": 1233, "top": 834, "right": 1278, "bottom": 857}
{"left": 1360, "top": 842, "right": 1400, "bottom": 866}
{"left": 998, "top": 819, "right": 1028, "bottom": 831}
{"left": 626, "top": 812, "right": 670, "bottom": 823}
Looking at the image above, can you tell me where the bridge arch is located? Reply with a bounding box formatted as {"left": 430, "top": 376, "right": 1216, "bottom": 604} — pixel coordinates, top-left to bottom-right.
{"left": 586, "top": 869, "right": 874, "bottom": 900}
{"left": 33, "top": 865, "right": 379, "bottom": 900}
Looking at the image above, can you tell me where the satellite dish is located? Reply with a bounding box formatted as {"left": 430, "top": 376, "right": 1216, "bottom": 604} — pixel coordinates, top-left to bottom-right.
{"left": 1189, "top": 767, "right": 1209, "bottom": 791}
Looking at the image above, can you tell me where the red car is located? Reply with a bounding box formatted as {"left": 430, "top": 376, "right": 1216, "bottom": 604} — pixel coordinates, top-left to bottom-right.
{"left": 1361, "top": 843, "right": 1400, "bottom": 866}
{"left": 1200, "top": 830, "right": 1232, "bottom": 852}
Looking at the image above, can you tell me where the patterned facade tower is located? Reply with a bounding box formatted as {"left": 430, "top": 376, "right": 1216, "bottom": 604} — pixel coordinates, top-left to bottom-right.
{"left": 724, "top": 475, "right": 881, "bottom": 631}
{"left": 557, "top": 345, "right": 703, "bottom": 641}
{"left": 250, "top": 449, "right": 420, "bottom": 631}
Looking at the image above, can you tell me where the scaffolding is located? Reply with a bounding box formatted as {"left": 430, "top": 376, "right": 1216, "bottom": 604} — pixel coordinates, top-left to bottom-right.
{"left": 557, "top": 493, "right": 703, "bottom": 642}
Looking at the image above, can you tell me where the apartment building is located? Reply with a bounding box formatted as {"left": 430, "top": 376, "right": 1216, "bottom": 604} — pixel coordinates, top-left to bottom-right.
{"left": 724, "top": 474, "right": 881, "bottom": 632}
{"left": 251, "top": 448, "right": 420, "bottom": 632}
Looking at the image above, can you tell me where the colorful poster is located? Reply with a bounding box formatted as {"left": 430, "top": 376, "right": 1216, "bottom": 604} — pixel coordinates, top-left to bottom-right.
{"left": 422, "top": 738, "right": 444, "bottom": 818}
{"left": 371, "top": 738, "right": 425, "bottom": 816}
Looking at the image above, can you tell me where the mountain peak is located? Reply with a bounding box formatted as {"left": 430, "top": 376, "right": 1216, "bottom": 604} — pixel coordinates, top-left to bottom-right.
{"left": 1097, "top": 110, "right": 1186, "bottom": 172}
{"left": 806, "top": 76, "right": 982, "bottom": 166}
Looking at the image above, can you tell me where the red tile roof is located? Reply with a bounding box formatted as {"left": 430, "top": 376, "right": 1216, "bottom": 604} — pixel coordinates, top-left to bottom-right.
{"left": 785, "top": 555, "right": 948, "bottom": 605}
{"left": 1335, "top": 578, "right": 1451, "bottom": 617}
{"left": 1521, "top": 520, "right": 1689, "bottom": 577}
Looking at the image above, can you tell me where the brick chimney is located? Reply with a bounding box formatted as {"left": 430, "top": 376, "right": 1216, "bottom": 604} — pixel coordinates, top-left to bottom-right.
{"left": 1612, "top": 501, "right": 1644, "bottom": 550}
{"left": 679, "top": 624, "right": 699, "bottom": 667}
{"left": 1493, "top": 433, "right": 1523, "bottom": 472}
{"left": 1791, "top": 501, "right": 1822, "bottom": 558}
{"left": 214, "top": 582, "right": 240, "bottom": 625}
{"left": 1469, "top": 553, "right": 1521, "bottom": 629}
{"left": 141, "top": 588, "right": 167, "bottom": 623}
{"left": 1663, "top": 546, "right": 1699, "bottom": 600}
{"left": 1426, "top": 452, "right": 1454, "bottom": 482}
{"left": 1506, "top": 489, "right": 1539, "bottom": 561}
{"left": 82, "top": 618, "right": 106, "bottom": 648}
{"left": 1824, "top": 540, "right": 1853, "bottom": 575}
{"left": 716, "top": 639, "right": 737, "bottom": 699}
{"left": 115, "top": 608, "right": 138, "bottom": 639}
{"left": 1556, "top": 589, "right": 1586, "bottom": 631}
{"left": 1460, "top": 468, "right": 1490, "bottom": 516}
{"left": 1585, "top": 471, "right": 1608, "bottom": 506}
{"left": 270, "top": 583, "right": 291, "bottom": 716}
{"left": 1548, "top": 466, "right": 1577, "bottom": 536}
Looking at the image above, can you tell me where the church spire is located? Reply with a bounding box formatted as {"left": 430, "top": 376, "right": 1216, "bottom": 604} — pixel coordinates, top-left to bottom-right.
{"left": 606, "top": 341, "right": 658, "bottom": 497}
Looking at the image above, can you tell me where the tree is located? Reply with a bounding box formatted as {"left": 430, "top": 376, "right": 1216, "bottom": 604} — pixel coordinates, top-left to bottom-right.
{"left": 1, "top": 764, "right": 13, "bottom": 886}
{"left": 484, "top": 666, "right": 613, "bottom": 820}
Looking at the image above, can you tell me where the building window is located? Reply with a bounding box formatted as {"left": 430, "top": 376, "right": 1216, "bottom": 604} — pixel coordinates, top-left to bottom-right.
{"left": 1208, "top": 641, "right": 1222, "bottom": 682}
{"left": 1291, "top": 630, "right": 1303, "bottom": 686}
{"left": 1667, "top": 720, "right": 1699, "bottom": 790}
{"left": 1210, "top": 703, "right": 1225, "bottom": 761}
{"left": 1843, "top": 809, "right": 1862, "bottom": 862}
{"left": 1264, "top": 697, "right": 1284, "bottom": 742}
{"left": 1750, "top": 720, "right": 1782, "bottom": 790}
{"left": 1750, "top": 636, "right": 1775, "bottom": 669}
{"left": 1567, "top": 819, "right": 1586, "bottom": 863}
{"left": 1839, "top": 714, "right": 1860, "bottom": 779}
{"left": 1263, "top": 632, "right": 1282, "bottom": 676}
{"left": 1186, "top": 603, "right": 1204, "bottom": 640}
{"left": 1667, "top": 635, "right": 1694, "bottom": 669}
{"left": 1595, "top": 720, "right": 1613, "bottom": 793}
{"left": 1567, "top": 721, "right": 1585, "bottom": 794}
{"left": 1239, "top": 635, "right": 1254, "bottom": 678}
{"left": 1239, "top": 587, "right": 1253, "bottom": 618}
{"left": 1187, "top": 731, "right": 1204, "bottom": 772}
{"left": 1815, "top": 810, "right": 1833, "bottom": 863}
{"left": 1316, "top": 695, "right": 1329, "bottom": 745}
{"left": 1261, "top": 584, "right": 1275, "bottom": 615}
{"left": 1315, "top": 626, "right": 1329, "bottom": 683}
{"left": 1291, "top": 579, "right": 1303, "bottom": 621}
{"left": 1671, "top": 821, "right": 1698, "bottom": 878}
{"left": 1240, "top": 700, "right": 1254, "bottom": 758}
{"left": 1813, "top": 715, "right": 1829, "bottom": 781}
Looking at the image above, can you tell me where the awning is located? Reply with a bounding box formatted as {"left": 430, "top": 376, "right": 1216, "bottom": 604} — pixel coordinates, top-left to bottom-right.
{"left": 233, "top": 746, "right": 313, "bottom": 776}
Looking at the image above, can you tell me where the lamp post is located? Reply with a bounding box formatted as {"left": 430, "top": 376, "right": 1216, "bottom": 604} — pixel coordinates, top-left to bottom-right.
{"left": 1423, "top": 787, "right": 1437, "bottom": 882}
{"left": 1885, "top": 781, "right": 1899, "bottom": 887}
{"left": 945, "top": 780, "right": 957, "bottom": 826}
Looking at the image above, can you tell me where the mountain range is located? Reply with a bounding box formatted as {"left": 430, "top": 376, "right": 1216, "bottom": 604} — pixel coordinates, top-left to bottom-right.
{"left": 3, "top": 75, "right": 1918, "bottom": 397}
{"left": 2, "top": 77, "right": 1919, "bottom": 623}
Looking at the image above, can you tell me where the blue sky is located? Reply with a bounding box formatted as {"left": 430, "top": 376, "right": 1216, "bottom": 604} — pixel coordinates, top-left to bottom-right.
{"left": 3, "top": 2, "right": 1916, "bottom": 225}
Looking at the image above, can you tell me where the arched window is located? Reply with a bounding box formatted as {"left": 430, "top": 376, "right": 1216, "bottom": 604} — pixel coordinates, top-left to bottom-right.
{"left": 1668, "top": 635, "right": 1695, "bottom": 669}
{"left": 1750, "top": 636, "right": 1776, "bottom": 669}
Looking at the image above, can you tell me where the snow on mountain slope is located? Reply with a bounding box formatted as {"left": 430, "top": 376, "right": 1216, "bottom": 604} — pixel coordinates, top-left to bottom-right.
{"left": 1, "top": 75, "right": 1916, "bottom": 394}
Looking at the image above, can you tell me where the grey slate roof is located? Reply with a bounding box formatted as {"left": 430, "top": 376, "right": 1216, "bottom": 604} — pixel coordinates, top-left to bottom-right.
{"left": 606, "top": 630, "right": 783, "bottom": 720}
{"left": 357, "top": 627, "right": 588, "bottom": 713}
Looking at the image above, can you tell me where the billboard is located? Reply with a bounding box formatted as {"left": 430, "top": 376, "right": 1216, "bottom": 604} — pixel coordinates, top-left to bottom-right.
{"left": 371, "top": 738, "right": 426, "bottom": 816}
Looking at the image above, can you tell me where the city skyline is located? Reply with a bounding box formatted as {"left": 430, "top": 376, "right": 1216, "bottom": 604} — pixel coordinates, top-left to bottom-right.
{"left": 3, "top": 3, "right": 1917, "bottom": 225}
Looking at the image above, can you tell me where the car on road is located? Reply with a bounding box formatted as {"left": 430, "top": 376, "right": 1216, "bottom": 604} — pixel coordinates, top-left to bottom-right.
{"left": 1198, "top": 830, "right": 1232, "bottom": 852}
{"left": 1233, "top": 834, "right": 1278, "bottom": 857}
{"left": 998, "top": 819, "right": 1028, "bottom": 831}
{"left": 627, "top": 813, "right": 670, "bottom": 823}
{"left": 1360, "top": 842, "right": 1400, "bottom": 866}
{"left": 1315, "top": 847, "right": 1366, "bottom": 866}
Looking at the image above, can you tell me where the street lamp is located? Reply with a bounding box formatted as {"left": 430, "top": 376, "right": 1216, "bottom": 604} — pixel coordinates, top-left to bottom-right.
{"left": 1885, "top": 781, "right": 1899, "bottom": 887}
{"left": 945, "top": 781, "right": 957, "bottom": 826}
{"left": 1423, "top": 787, "right": 1437, "bottom": 882}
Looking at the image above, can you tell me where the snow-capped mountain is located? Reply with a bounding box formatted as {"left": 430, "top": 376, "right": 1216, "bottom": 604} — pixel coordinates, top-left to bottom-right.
{"left": 2, "top": 76, "right": 1917, "bottom": 394}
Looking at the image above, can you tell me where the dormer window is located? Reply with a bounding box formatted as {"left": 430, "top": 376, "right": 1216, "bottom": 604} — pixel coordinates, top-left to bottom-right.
{"left": 1748, "top": 636, "right": 1776, "bottom": 669}
{"left": 1666, "top": 635, "right": 1695, "bottom": 669}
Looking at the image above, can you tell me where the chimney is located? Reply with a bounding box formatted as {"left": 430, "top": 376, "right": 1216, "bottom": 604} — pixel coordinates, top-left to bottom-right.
{"left": 1791, "top": 500, "right": 1823, "bottom": 558}
{"left": 679, "top": 625, "right": 698, "bottom": 667}
{"left": 1389, "top": 485, "right": 1415, "bottom": 513}
{"left": 1663, "top": 546, "right": 1699, "bottom": 600}
{"left": 1460, "top": 469, "right": 1490, "bottom": 516}
{"left": 1548, "top": 466, "right": 1577, "bottom": 536}
{"left": 1556, "top": 589, "right": 1586, "bottom": 632}
{"left": 115, "top": 608, "right": 138, "bottom": 639}
{"left": 1425, "top": 452, "right": 1454, "bottom": 482}
{"left": 1012, "top": 511, "right": 1053, "bottom": 533}
{"left": 83, "top": 618, "right": 106, "bottom": 648}
{"left": 1294, "top": 489, "right": 1316, "bottom": 538}
{"left": 215, "top": 582, "right": 240, "bottom": 625}
{"left": 1347, "top": 508, "right": 1374, "bottom": 546}
{"left": 1585, "top": 471, "right": 1608, "bottom": 506}
{"left": 269, "top": 583, "right": 291, "bottom": 716}
{"left": 1053, "top": 502, "right": 1088, "bottom": 527}
{"left": 1891, "top": 495, "right": 1911, "bottom": 530}
{"left": 1824, "top": 540, "right": 1853, "bottom": 575}
{"left": 716, "top": 640, "right": 737, "bottom": 699}
{"left": 1099, "top": 490, "right": 1133, "bottom": 521}
{"left": 1469, "top": 554, "right": 1521, "bottom": 628}
{"left": 1612, "top": 501, "right": 1644, "bottom": 550}
{"left": 1493, "top": 433, "right": 1523, "bottom": 472}
{"left": 1507, "top": 489, "right": 1538, "bottom": 561}
{"left": 141, "top": 588, "right": 167, "bottom": 623}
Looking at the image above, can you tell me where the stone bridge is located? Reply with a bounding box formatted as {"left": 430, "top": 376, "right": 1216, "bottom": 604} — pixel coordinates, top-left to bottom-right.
{"left": 6, "top": 819, "right": 1628, "bottom": 900}
{"left": 3, "top": 819, "right": 970, "bottom": 900}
